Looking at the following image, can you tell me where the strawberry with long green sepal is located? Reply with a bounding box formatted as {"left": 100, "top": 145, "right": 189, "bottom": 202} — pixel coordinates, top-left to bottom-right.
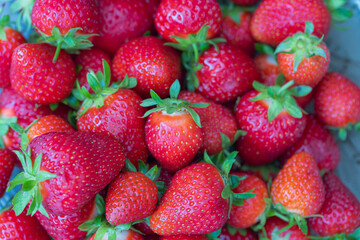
{"left": 259, "top": 217, "right": 309, "bottom": 240}
{"left": 31, "top": 0, "right": 100, "bottom": 62}
{"left": 275, "top": 21, "right": 330, "bottom": 88}
{"left": 75, "top": 60, "right": 148, "bottom": 166}
{"left": 141, "top": 80, "right": 207, "bottom": 172}
{"left": 0, "top": 149, "right": 15, "bottom": 198}
{"left": 7, "top": 131, "right": 126, "bottom": 217}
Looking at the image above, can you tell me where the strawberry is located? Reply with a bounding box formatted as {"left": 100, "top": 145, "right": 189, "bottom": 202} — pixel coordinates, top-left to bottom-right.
{"left": 75, "top": 60, "right": 148, "bottom": 166}
{"left": 88, "top": 230, "right": 144, "bottom": 240}
{"left": 230, "top": 0, "right": 258, "bottom": 6}
{"left": 280, "top": 115, "right": 340, "bottom": 171}
{"left": 31, "top": 0, "right": 99, "bottom": 61}
{"left": 0, "top": 15, "right": 26, "bottom": 88}
{"left": 155, "top": 0, "right": 222, "bottom": 42}
{"left": 235, "top": 77, "right": 309, "bottom": 166}
{"left": 314, "top": 72, "right": 360, "bottom": 140}
{"left": 8, "top": 131, "right": 126, "bottom": 217}
{"left": 309, "top": 172, "right": 360, "bottom": 237}
{"left": 0, "top": 149, "right": 15, "bottom": 198}
{"left": 27, "top": 115, "right": 75, "bottom": 142}
{"left": 228, "top": 172, "right": 269, "bottom": 229}
{"left": 250, "top": 0, "right": 331, "bottom": 47}
{"left": 275, "top": 21, "right": 330, "bottom": 88}
{"left": 160, "top": 235, "right": 207, "bottom": 240}
{"left": 94, "top": 0, "right": 153, "bottom": 56}
{"left": 178, "top": 91, "right": 239, "bottom": 155}
{"left": 106, "top": 161, "right": 161, "bottom": 225}
{"left": 260, "top": 217, "right": 309, "bottom": 240}
{"left": 10, "top": 43, "right": 76, "bottom": 105}
{"left": 215, "top": 225, "right": 258, "bottom": 240}
{"left": 0, "top": 208, "right": 50, "bottom": 240}
{"left": 142, "top": 81, "right": 206, "bottom": 172}
{"left": 270, "top": 151, "right": 325, "bottom": 234}
{"left": 112, "top": 36, "right": 181, "bottom": 98}
{"left": 195, "top": 42, "right": 261, "bottom": 103}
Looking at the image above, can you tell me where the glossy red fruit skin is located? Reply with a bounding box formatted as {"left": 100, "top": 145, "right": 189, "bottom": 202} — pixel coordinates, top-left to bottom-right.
{"left": 77, "top": 89, "right": 148, "bottom": 166}
{"left": 0, "top": 208, "right": 50, "bottom": 240}
{"left": 314, "top": 72, "right": 360, "bottom": 128}
{"left": 89, "top": 230, "right": 144, "bottom": 240}
{"left": 155, "top": 0, "right": 222, "bottom": 42}
{"left": 0, "top": 149, "right": 15, "bottom": 198}
{"left": 160, "top": 235, "right": 207, "bottom": 240}
{"left": 196, "top": 43, "right": 261, "bottom": 103}
{"left": 228, "top": 172, "right": 269, "bottom": 229}
{"left": 112, "top": 36, "right": 181, "bottom": 98}
{"left": 250, "top": 0, "right": 331, "bottom": 46}
{"left": 150, "top": 162, "right": 229, "bottom": 235}
{"left": 309, "top": 172, "right": 360, "bottom": 236}
{"left": 35, "top": 199, "right": 97, "bottom": 240}
{"left": 220, "top": 11, "right": 255, "bottom": 56}
{"left": 254, "top": 54, "right": 281, "bottom": 86}
{"left": 94, "top": 0, "right": 153, "bottom": 56}
{"left": 106, "top": 171, "right": 158, "bottom": 225}
{"left": 179, "top": 91, "right": 238, "bottom": 155}
{"left": 0, "top": 28, "right": 26, "bottom": 88}
{"left": 10, "top": 43, "right": 76, "bottom": 105}
{"left": 280, "top": 115, "right": 340, "bottom": 171}
{"left": 262, "top": 217, "right": 309, "bottom": 240}
{"left": 271, "top": 151, "right": 325, "bottom": 217}
{"left": 29, "top": 131, "right": 126, "bottom": 216}
{"left": 0, "top": 88, "right": 51, "bottom": 151}
{"left": 219, "top": 227, "right": 258, "bottom": 240}
{"left": 145, "top": 111, "right": 202, "bottom": 172}
{"left": 235, "top": 91, "right": 307, "bottom": 166}
{"left": 75, "top": 48, "right": 113, "bottom": 93}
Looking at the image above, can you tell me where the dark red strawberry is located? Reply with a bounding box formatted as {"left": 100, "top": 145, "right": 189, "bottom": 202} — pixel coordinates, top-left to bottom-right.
{"left": 280, "top": 115, "right": 340, "bottom": 171}
{"left": 230, "top": 0, "right": 258, "bottom": 6}
{"left": 160, "top": 235, "right": 207, "bottom": 240}
{"left": 155, "top": 0, "right": 222, "bottom": 42}
{"left": 218, "top": 225, "right": 258, "bottom": 240}
{"left": 0, "top": 149, "right": 15, "bottom": 198}
{"left": 250, "top": 0, "right": 331, "bottom": 46}
{"left": 309, "top": 172, "right": 360, "bottom": 237}
{"left": 94, "top": 0, "right": 153, "bottom": 56}
{"left": 112, "top": 36, "right": 181, "bottom": 98}
{"left": 10, "top": 43, "right": 76, "bottom": 105}
{"left": 260, "top": 217, "right": 309, "bottom": 240}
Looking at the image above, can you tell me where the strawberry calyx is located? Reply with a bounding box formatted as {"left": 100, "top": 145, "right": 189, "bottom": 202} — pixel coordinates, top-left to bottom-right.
{"left": 9, "top": 0, "right": 34, "bottom": 32}
{"left": 0, "top": 116, "right": 17, "bottom": 148}
{"left": 255, "top": 43, "right": 276, "bottom": 57}
{"left": 141, "top": 80, "right": 209, "bottom": 128}
{"left": 259, "top": 226, "right": 292, "bottom": 240}
{"left": 0, "top": 14, "right": 10, "bottom": 41}
{"left": 207, "top": 224, "right": 249, "bottom": 240}
{"left": 324, "top": 0, "right": 353, "bottom": 24}
{"left": 275, "top": 21, "right": 327, "bottom": 73}
{"left": 9, "top": 119, "right": 38, "bottom": 151}
{"left": 250, "top": 74, "right": 312, "bottom": 122}
{"left": 74, "top": 59, "right": 137, "bottom": 118}
{"left": 241, "top": 163, "right": 280, "bottom": 182}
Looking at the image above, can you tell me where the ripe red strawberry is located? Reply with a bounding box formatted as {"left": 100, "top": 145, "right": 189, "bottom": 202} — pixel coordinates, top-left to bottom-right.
{"left": 155, "top": 0, "right": 222, "bottom": 42}
{"left": 218, "top": 225, "right": 258, "bottom": 240}
{"left": 0, "top": 149, "right": 15, "bottom": 198}
{"left": 235, "top": 79, "right": 309, "bottom": 166}
{"left": 10, "top": 43, "right": 76, "bottom": 105}
{"left": 112, "top": 36, "right": 181, "bottom": 98}
{"left": 271, "top": 151, "right": 325, "bottom": 234}
{"left": 314, "top": 72, "right": 360, "bottom": 140}
{"left": 27, "top": 115, "right": 74, "bottom": 142}
{"left": 178, "top": 91, "right": 239, "bottom": 155}
{"left": 220, "top": 9, "right": 255, "bottom": 56}
{"left": 309, "top": 172, "right": 360, "bottom": 237}
{"left": 89, "top": 230, "right": 144, "bottom": 240}
{"left": 160, "top": 235, "right": 207, "bottom": 240}
{"left": 0, "top": 208, "right": 50, "bottom": 240}
{"left": 280, "top": 115, "right": 340, "bottom": 171}
{"left": 31, "top": 0, "right": 99, "bottom": 61}
{"left": 255, "top": 54, "right": 280, "bottom": 87}
{"left": 196, "top": 42, "right": 261, "bottom": 103}
{"left": 260, "top": 217, "right": 309, "bottom": 240}
{"left": 275, "top": 22, "right": 330, "bottom": 88}
{"left": 230, "top": 0, "right": 258, "bottom": 5}
{"left": 76, "top": 61, "right": 148, "bottom": 166}
{"left": 0, "top": 16, "right": 26, "bottom": 88}
{"left": 8, "top": 131, "right": 125, "bottom": 217}
{"left": 250, "top": 0, "right": 331, "bottom": 47}
{"left": 228, "top": 172, "right": 269, "bottom": 229}
{"left": 94, "top": 0, "right": 153, "bottom": 56}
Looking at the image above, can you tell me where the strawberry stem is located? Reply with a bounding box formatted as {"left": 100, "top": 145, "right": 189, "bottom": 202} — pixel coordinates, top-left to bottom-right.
{"left": 53, "top": 41, "right": 62, "bottom": 62}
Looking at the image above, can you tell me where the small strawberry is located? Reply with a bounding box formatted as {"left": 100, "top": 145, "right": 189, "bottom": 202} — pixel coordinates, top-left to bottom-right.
{"left": 112, "top": 36, "right": 181, "bottom": 98}
{"left": 275, "top": 21, "right": 330, "bottom": 88}
{"left": 250, "top": 0, "right": 331, "bottom": 47}
{"left": 31, "top": 0, "right": 99, "bottom": 61}
{"left": 314, "top": 72, "right": 360, "bottom": 140}
{"left": 260, "top": 217, "right": 309, "bottom": 240}
{"left": 155, "top": 0, "right": 222, "bottom": 42}
{"left": 270, "top": 151, "right": 325, "bottom": 235}
{"left": 94, "top": 0, "right": 153, "bottom": 56}
{"left": 10, "top": 43, "right": 76, "bottom": 105}
{"left": 0, "top": 149, "right": 15, "bottom": 198}
{"left": 217, "top": 225, "right": 258, "bottom": 240}
{"left": 309, "top": 172, "right": 360, "bottom": 237}
{"left": 160, "top": 235, "right": 207, "bottom": 240}
{"left": 280, "top": 115, "right": 340, "bottom": 171}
